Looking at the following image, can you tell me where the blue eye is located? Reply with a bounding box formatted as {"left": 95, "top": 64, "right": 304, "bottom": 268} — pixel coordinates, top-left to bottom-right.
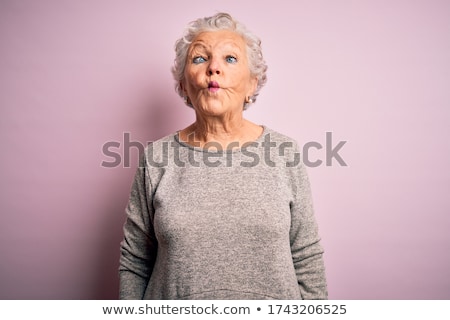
{"left": 226, "top": 56, "right": 237, "bottom": 64}
{"left": 193, "top": 56, "right": 206, "bottom": 64}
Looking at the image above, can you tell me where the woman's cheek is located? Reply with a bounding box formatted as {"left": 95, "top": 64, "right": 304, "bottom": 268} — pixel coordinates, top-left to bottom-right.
{"left": 187, "top": 73, "right": 203, "bottom": 88}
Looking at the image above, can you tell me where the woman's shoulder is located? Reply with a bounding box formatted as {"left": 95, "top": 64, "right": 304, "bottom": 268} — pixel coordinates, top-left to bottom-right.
{"left": 143, "top": 131, "right": 178, "bottom": 151}
{"left": 150, "top": 131, "right": 178, "bottom": 144}
{"left": 262, "top": 126, "right": 301, "bottom": 148}
{"left": 139, "top": 131, "right": 179, "bottom": 165}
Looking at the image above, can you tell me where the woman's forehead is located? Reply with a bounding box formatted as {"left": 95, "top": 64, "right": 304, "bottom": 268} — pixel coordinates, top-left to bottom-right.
{"left": 190, "top": 30, "right": 246, "bottom": 51}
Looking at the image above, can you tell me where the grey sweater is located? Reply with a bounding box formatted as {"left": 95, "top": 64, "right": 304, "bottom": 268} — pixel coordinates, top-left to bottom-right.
{"left": 119, "top": 127, "right": 328, "bottom": 299}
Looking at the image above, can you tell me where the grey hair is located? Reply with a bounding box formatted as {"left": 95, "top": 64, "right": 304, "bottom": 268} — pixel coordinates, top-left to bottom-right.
{"left": 171, "top": 12, "right": 268, "bottom": 110}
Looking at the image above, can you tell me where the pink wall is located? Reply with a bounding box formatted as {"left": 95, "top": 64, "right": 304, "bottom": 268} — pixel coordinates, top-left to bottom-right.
{"left": 1, "top": 0, "right": 449, "bottom": 299}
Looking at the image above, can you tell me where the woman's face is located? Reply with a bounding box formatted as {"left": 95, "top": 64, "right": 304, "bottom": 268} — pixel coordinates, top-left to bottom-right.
{"left": 182, "top": 30, "right": 257, "bottom": 116}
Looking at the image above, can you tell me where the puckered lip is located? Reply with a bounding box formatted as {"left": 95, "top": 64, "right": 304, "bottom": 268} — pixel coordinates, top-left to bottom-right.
{"left": 208, "top": 81, "right": 220, "bottom": 88}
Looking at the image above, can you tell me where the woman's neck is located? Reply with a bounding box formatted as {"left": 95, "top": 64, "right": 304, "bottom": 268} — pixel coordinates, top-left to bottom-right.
{"left": 180, "top": 115, "right": 263, "bottom": 150}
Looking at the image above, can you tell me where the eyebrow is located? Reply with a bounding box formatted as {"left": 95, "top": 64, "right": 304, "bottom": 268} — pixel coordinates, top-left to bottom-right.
{"left": 189, "top": 41, "right": 243, "bottom": 56}
{"left": 190, "top": 41, "right": 208, "bottom": 49}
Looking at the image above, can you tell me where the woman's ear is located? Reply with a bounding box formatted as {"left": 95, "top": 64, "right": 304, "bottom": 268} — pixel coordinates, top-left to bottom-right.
{"left": 248, "top": 77, "right": 258, "bottom": 98}
{"left": 179, "top": 81, "right": 185, "bottom": 93}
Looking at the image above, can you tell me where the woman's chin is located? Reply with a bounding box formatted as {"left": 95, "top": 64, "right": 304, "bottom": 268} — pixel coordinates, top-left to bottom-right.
{"left": 194, "top": 102, "right": 234, "bottom": 117}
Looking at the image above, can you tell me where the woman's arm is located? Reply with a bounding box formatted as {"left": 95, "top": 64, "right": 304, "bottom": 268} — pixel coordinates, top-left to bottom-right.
{"left": 119, "top": 154, "right": 157, "bottom": 299}
{"left": 290, "top": 161, "right": 328, "bottom": 299}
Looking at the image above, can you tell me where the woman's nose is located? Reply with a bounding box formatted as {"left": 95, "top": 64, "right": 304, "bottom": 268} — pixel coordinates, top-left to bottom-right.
{"left": 207, "top": 58, "right": 221, "bottom": 75}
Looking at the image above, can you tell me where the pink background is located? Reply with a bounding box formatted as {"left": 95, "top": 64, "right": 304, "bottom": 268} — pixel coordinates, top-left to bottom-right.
{"left": 1, "top": 0, "right": 449, "bottom": 299}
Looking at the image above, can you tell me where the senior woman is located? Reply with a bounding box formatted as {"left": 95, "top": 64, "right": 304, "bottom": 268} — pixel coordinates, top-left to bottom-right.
{"left": 119, "top": 12, "right": 328, "bottom": 300}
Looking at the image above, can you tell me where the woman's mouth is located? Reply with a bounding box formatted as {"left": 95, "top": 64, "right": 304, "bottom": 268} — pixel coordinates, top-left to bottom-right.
{"left": 208, "top": 81, "right": 220, "bottom": 93}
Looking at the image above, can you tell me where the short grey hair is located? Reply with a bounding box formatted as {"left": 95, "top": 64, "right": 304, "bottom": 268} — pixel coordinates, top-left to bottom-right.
{"left": 171, "top": 12, "right": 268, "bottom": 109}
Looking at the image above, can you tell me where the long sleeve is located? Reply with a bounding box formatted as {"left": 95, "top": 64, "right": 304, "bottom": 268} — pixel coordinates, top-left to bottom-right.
{"left": 289, "top": 160, "right": 328, "bottom": 299}
{"left": 119, "top": 154, "right": 157, "bottom": 299}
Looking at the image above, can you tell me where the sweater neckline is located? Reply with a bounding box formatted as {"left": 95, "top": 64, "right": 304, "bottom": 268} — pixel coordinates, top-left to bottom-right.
{"left": 174, "top": 125, "right": 268, "bottom": 154}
